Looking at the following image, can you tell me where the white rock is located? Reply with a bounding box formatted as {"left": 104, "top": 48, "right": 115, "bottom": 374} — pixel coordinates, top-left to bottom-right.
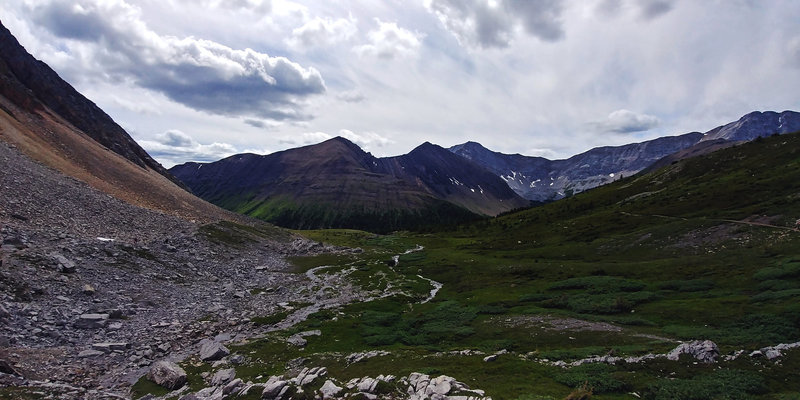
{"left": 319, "top": 380, "right": 343, "bottom": 399}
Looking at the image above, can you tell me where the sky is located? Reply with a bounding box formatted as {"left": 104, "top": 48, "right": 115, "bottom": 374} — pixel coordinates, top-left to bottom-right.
{"left": 2, "top": 0, "right": 800, "bottom": 167}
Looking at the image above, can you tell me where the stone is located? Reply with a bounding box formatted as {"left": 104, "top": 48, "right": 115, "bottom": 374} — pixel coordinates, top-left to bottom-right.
{"left": 262, "top": 378, "right": 288, "bottom": 398}
{"left": 82, "top": 284, "right": 96, "bottom": 295}
{"left": 666, "top": 340, "right": 719, "bottom": 363}
{"left": 74, "top": 313, "right": 108, "bottom": 329}
{"left": 223, "top": 378, "right": 243, "bottom": 395}
{"left": 91, "top": 342, "right": 130, "bottom": 353}
{"left": 78, "top": 349, "right": 104, "bottom": 358}
{"left": 199, "top": 339, "right": 230, "bottom": 361}
{"left": 429, "top": 376, "right": 452, "bottom": 395}
{"left": 211, "top": 368, "right": 235, "bottom": 386}
{"left": 764, "top": 349, "right": 782, "bottom": 360}
{"left": 52, "top": 253, "right": 76, "bottom": 273}
{"left": 357, "top": 377, "right": 378, "bottom": 393}
{"left": 146, "top": 360, "right": 187, "bottom": 390}
{"left": 287, "top": 330, "right": 321, "bottom": 347}
{"left": 319, "top": 380, "right": 343, "bottom": 399}
{"left": 483, "top": 354, "right": 498, "bottom": 362}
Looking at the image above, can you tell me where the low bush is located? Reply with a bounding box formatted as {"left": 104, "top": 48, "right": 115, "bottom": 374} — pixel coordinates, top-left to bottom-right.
{"left": 554, "top": 363, "right": 628, "bottom": 394}
{"left": 658, "top": 279, "right": 715, "bottom": 292}
{"left": 644, "top": 369, "right": 766, "bottom": 400}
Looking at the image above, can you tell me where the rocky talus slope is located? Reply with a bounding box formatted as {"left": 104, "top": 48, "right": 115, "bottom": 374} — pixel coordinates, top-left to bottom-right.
{"left": 0, "top": 141, "right": 337, "bottom": 398}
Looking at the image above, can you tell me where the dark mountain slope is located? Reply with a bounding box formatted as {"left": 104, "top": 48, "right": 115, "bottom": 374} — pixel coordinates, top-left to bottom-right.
{"left": 171, "top": 137, "right": 529, "bottom": 232}
{"left": 0, "top": 21, "right": 238, "bottom": 222}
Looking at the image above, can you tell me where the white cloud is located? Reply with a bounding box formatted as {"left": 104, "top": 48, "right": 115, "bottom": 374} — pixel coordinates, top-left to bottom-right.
{"left": 276, "top": 129, "right": 392, "bottom": 151}
{"left": 338, "top": 129, "right": 393, "bottom": 150}
{"left": 288, "top": 16, "right": 357, "bottom": 48}
{"left": 591, "top": 110, "right": 660, "bottom": 133}
{"left": 355, "top": 19, "right": 423, "bottom": 59}
{"left": 139, "top": 130, "right": 237, "bottom": 166}
{"left": 26, "top": 0, "right": 325, "bottom": 121}
{"left": 278, "top": 132, "right": 332, "bottom": 146}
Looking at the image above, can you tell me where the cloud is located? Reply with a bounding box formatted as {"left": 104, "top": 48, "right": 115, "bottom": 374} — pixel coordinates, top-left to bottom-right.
{"left": 591, "top": 110, "right": 660, "bottom": 133}
{"left": 278, "top": 129, "right": 392, "bottom": 151}
{"left": 338, "top": 129, "right": 393, "bottom": 150}
{"left": 278, "top": 132, "right": 333, "bottom": 146}
{"left": 244, "top": 118, "right": 280, "bottom": 129}
{"left": 789, "top": 36, "right": 800, "bottom": 68}
{"left": 638, "top": 0, "right": 676, "bottom": 20}
{"left": 288, "top": 16, "right": 357, "bottom": 48}
{"left": 355, "top": 19, "right": 423, "bottom": 59}
{"left": 28, "top": 0, "right": 325, "bottom": 121}
{"left": 336, "top": 90, "right": 366, "bottom": 103}
{"left": 139, "top": 130, "right": 237, "bottom": 166}
{"left": 594, "top": 0, "right": 677, "bottom": 20}
{"left": 424, "top": 0, "right": 565, "bottom": 49}
{"left": 202, "top": 0, "right": 272, "bottom": 13}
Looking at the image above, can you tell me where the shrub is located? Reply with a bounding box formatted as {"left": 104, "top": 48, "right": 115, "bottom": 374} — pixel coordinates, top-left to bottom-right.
{"left": 658, "top": 279, "right": 715, "bottom": 292}
{"left": 644, "top": 369, "right": 766, "bottom": 400}
{"left": 554, "top": 363, "right": 628, "bottom": 394}
{"left": 548, "top": 276, "right": 646, "bottom": 293}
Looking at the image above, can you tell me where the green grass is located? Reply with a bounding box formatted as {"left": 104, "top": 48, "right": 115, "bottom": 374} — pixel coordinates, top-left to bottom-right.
{"left": 137, "top": 132, "right": 800, "bottom": 399}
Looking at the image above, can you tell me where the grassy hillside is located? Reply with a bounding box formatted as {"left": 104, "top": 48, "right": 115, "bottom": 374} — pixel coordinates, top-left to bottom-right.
{"left": 137, "top": 132, "right": 800, "bottom": 399}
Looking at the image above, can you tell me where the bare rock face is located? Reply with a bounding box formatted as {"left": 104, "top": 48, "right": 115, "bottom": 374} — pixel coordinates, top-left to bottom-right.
{"left": 146, "top": 360, "right": 187, "bottom": 390}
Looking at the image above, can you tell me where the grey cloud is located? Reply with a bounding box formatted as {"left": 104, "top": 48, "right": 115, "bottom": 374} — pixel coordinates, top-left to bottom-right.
{"left": 244, "top": 119, "right": 267, "bottom": 128}
{"left": 337, "top": 90, "right": 366, "bottom": 103}
{"left": 159, "top": 130, "right": 194, "bottom": 147}
{"left": 595, "top": 0, "right": 623, "bottom": 17}
{"left": 29, "top": 0, "right": 325, "bottom": 121}
{"left": 592, "top": 109, "right": 660, "bottom": 133}
{"left": 140, "top": 130, "right": 237, "bottom": 166}
{"left": 789, "top": 37, "right": 800, "bottom": 68}
{"left": 513, "top": 1, "right": 565, "bottom": 42}
{"left": 639, "top": 0, "right": 676, "bottom": 20}
{"left": 426, "top": 0, "right": 565, "bottom": 49}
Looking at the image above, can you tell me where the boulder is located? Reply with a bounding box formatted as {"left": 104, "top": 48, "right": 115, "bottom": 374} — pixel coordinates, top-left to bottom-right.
{"left": 223, "top": 378, "right": 243, "bottom": 395}
{"left": 146, "top": 360, "right": 187, "bottom": 390}
{"left": 199, "top": 339, "right": 230, "bottom": 361}
{"left": 666, "top": 340, "right": 719, "bottom": 363}
{"left": 74, "top": 313, "right": 108, "bottom": 329}
{"left": 357, "top": 377, "right": 378, "bottom": 393}
{"left": 78, "top": 349, "right": 104, "bottom": 358}
{"left": 82, "top": 284, "right": 96, "bottom": 295}
{"left": 91, "top": 342, "right": 129, "bottom": 353}
{"left": 262, "top": 378, "right": 288, "bottom": 398}
{"left": 52, "top": 253, "right": 76, "bottom": 273}
{"left": 211, "top": 368, "right": 235, "bottom": 386}
{"left": 319, "top": 380, "right": 343, "bottom": 399}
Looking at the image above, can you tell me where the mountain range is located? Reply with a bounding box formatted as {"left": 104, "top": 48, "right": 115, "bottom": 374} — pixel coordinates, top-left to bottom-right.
{"left": 170, "top": 137, "right": 529, "bottom": 232}
{"left": 172, "top": 110, "right": 800, "bottom": 230}
{"left": 450, "top": 110, "right": 800, "bottom": 202}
